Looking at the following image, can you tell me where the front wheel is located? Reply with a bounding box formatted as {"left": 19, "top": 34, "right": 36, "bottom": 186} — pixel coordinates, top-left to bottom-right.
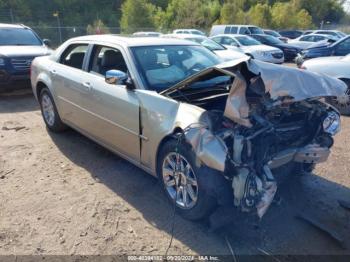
{"left": 39, "top": 88, "right": 67, "bottom": 132}
{"left": 157, "top": 139, "right": 217, "bottom": 221}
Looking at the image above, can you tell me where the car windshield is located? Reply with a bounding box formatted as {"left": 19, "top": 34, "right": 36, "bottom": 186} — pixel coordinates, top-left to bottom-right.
{"left": 262, "top": 35, "right": 283, "bottom": 44}
{"left": 248, "top": 27, "right": 264, "bottom": 34}
{"left": 236, "top": 36, "right": 261, "bottom": 46}
{"left": 187, "top": 37, "right": 225, "bottom": 51}
{"left": 0, "top": 28, "right": 42, "bottom": 46}
{"left": 131, "top": 45, "right": 222, "bottom": 92}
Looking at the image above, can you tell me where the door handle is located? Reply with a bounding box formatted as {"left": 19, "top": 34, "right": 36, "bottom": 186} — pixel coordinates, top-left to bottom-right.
{"left": 82, "top": 82, "right": 92, "bottom": 91}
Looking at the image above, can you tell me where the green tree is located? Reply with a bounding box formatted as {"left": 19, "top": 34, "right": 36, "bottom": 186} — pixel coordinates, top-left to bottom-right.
{"left": 219, "top": 0, "right": 247, "bottom": 24}
{"left": 157, "top": 0, "right": 220, "bottom": 31}
{"left": 120, "top": 0, "right": 156, "bottom": 33}
{"left": 271, "top": 2, "right": 312, "bottom": 29}
{"left": 246, "top": 3, "right": 271, "bottom": 28}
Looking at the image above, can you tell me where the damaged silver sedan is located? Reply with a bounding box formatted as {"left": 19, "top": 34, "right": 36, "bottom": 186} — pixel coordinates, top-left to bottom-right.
{"left": 31, "top": 36, "right": 346, "bottom": 220}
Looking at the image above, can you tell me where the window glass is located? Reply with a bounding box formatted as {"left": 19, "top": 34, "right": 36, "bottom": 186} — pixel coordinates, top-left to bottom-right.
{"left": 301, "top": 36, "right": 312, "bottom": 42}
{"left": 235, "top": 36, "right": 260, "bottom": 46}
{"left": 248, "top": 26, "right": 264, "bottom": 34}
{"left": 224, "top": 26, "right": 231, "bottom": 34}
{"left": 239, "top": 27, "right": 250, "bottom": 34}
{"left": 187, "top": 37, "right": 225, "bottom": 51}
{"left": 222, "top": 37, "right": 237, "bottom": 46}
{"left": 60, "top": 44, "right": 88, "bottom": 70}
{"left": 131, "top": 45, "right": 220, "bottom": 92}
{"left": 0, "top": 28, "right": 42, "bottom": 46}
{"left": 88, "top": 45, "right": 128, "bottom": 76}
{"left": 335, "top": 38, "right": 350, "bottom": 54}
{"left": 230, "top": 27, "right": 238, "bottom": 34}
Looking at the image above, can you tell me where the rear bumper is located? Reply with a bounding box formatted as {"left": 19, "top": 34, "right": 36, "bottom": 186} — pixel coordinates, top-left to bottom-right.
{"left": 0, "top": 70, "right": 31, "bottom": 91}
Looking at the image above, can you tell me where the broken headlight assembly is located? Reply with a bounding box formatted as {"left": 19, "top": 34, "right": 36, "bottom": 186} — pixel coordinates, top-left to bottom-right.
{"left": 323, "top": 111, "right": 340, "bottom": 136}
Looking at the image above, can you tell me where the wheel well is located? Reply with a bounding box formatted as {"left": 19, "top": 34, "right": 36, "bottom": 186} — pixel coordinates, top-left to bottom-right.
{"left": 155, "top": 127, "right": 184, "bottom": 175}
{"left": 36, "top": 82, "right": 48, "bottom": 99}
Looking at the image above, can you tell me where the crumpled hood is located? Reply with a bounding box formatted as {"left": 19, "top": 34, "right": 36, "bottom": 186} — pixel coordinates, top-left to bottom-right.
{"left": 162, "top": 57, "right": 347, "bottom": 103}
{"left": 0, "top": 45, "right": 51, "bottom": 57}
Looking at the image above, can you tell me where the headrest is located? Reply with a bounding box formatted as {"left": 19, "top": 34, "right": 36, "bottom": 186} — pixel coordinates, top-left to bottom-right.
{"left": 69, "top": 52, "right": 85, "bottom": 67}
{"left": 101, "top": 50, "right": 123, "bottom": 68}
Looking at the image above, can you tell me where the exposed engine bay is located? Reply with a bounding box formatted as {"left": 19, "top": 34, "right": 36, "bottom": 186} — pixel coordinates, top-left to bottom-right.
{"left": 161, "top": 58, "right": 346, "bottom": 218}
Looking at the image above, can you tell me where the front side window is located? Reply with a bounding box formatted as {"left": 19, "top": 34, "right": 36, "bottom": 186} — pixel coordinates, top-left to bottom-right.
{"left": 335, "top": 38, "right": 350, "bottom": 55}
{"left": 248, "top": 27, "right": 264, "bottom": 34}
{"left": 88, "top": 45, "right": 128, "bottom": 76}
{"left": 131, "top": 45, "right": 220, "bottom": 92}
{"left": 300, "top": 36, "right": 312, "bottom": 42}
{"left": 0, "top": 28, "right": 42, "bottom": 46}
{"left": 60, "top": 44, "right": 88, "bottom": 70}
{"left": 222, "top": 37, "right": 237, "bottom": 46}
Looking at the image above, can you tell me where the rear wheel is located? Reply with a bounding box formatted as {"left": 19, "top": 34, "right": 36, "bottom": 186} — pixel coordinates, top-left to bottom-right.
{"left": 39, "top": 88, "right": 67, "bottom": 132}
{"left": 326, "top": 79, "right": 350, "bottom": 115}
{"left": 157, "top": 139, "right": 217, "bottom": 221}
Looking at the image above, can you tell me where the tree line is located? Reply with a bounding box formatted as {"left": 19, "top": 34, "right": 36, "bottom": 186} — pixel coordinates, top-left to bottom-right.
{"left": 0, "top": 0, "right": 347, "bottom": 34}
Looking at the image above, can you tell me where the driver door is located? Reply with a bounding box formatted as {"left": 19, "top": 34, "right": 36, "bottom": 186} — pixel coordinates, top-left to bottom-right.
{"left": 78, "top": 44, "right": 140, "bottom": 161}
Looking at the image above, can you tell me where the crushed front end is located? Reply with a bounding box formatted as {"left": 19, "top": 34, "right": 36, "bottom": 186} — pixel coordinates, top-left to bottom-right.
{"left": 162, "top": 58, "right": 346, "bottom": 218}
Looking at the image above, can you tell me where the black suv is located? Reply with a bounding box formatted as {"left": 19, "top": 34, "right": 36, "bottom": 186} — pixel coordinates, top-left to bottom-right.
{"left": 0, "top": 23, "right": 52, "bottom": 91}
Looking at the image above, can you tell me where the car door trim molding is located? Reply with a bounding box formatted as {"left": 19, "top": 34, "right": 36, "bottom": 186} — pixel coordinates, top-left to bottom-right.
{"left": 58, "top": 95, "right": 148, "bottom": 140}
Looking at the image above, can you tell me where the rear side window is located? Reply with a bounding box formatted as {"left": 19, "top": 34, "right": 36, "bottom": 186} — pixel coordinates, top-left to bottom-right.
{"left": 239, "top": 27, "right": 250, "bottom": 34}
{"left": 60, "top": 44, "right": 88, "bottom": 70}
{"left": 224, "top": 26, "right": 237, "bottom": 34}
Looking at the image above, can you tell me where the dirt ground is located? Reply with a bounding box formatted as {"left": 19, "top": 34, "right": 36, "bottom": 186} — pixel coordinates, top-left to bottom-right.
{"left": 0, "top": 90, "right": 350, "bottom": 259}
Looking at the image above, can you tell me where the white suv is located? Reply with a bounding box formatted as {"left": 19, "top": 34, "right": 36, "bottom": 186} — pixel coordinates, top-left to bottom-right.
{"left": 210, "top": 24, "right": 264, "bottom": 37}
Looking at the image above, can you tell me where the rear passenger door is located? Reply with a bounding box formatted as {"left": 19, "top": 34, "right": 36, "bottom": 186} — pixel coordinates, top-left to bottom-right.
{"left": 51, "top": 43, "right": 89, "bottom": 125}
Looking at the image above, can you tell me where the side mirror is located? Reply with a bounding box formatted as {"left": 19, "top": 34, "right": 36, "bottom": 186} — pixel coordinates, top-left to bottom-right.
{"left": 105, "top": 69, "right": 134, "bottom": 89}
{"left": 43, "top": 39, "right": 51, "bottom": 47}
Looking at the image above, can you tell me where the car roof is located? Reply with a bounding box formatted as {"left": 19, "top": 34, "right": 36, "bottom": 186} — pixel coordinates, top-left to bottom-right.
{"left": 0, "top": 23, "right": 27, "bottom": 29}
{"left": 67, "top": 34, "right": 200, "bottom": 47}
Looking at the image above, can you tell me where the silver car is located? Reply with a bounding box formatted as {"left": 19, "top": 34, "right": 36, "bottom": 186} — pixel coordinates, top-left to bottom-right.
{"left": 31, "top": 35, "right": 345, "bottom": 221}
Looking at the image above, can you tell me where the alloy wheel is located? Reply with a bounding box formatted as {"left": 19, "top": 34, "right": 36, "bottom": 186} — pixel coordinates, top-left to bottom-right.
{"left": 162, "top": 152, "right": 199, "bottom": 209}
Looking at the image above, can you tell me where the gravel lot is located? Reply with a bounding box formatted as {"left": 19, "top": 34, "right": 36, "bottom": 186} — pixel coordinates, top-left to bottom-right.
{"left": 0, "top": 90, "right": 350, "bottom": 258}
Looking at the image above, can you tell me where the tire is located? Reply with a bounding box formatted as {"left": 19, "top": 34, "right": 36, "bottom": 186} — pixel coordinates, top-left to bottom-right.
{"left": 326, "top": 79, "right": 350, "bottom": 116}
{"left": 157, "top": 138, "right": 217, "bottom": 221}
{"left": 39, "top": 88, "right": 67, "bottom": 132}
